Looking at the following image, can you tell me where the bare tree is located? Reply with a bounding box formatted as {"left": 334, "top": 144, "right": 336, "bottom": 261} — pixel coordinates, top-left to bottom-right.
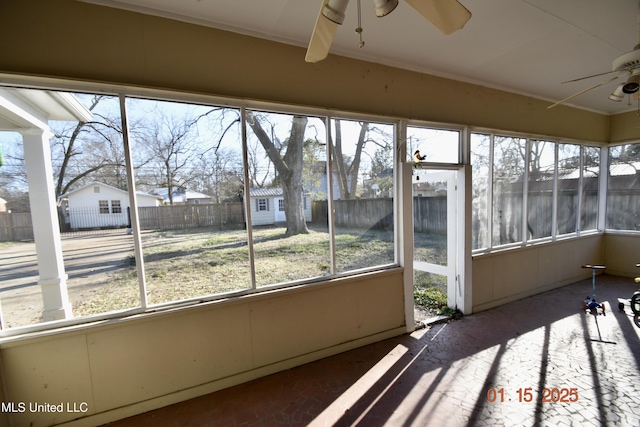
{"left": 246, "top": 136, "right": 274, "bottom": 189}
{"left": 51, "top": 95, "right": 126, "bottom": 197}
{"left": 331, "top": 120, "right": 392, "bottom": 199}
{"left": 246, "top": 111, "right": 309, "bottom": 236}
{"left": 195, "top": 147, "right": 244, "bottom": 203}
{"left": 135, "top": 105, "right": 226, "bottom": 204}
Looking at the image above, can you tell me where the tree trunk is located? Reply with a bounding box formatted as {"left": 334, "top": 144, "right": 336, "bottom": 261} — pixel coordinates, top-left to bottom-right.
{"left": 246, "top": 111, "right": 309, "bottom": 236}
{"left": 281, "top": 115, "right": 309, "bottom": 236}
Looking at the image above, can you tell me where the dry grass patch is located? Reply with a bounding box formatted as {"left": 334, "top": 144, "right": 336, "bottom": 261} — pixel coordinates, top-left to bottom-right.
{"left": 73, "top": 226, "right": 396, "bottom": 316}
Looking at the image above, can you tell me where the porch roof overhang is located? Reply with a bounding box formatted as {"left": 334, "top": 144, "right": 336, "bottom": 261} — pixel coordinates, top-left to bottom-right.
{"left": 0, "top": 87, "right": 92, "bottom": 132}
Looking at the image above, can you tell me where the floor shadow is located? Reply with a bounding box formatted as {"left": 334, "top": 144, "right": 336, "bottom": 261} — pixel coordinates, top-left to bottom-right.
{"left": 79, "top": 277, "right": 640, "bottom": 427}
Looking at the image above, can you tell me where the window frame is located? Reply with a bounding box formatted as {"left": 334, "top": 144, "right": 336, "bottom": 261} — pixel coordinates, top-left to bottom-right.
{"left": 98, "top": 200, "right": 109, "bottom": 214}
{"left": 0, "top": 77, "right": 406, "bottom": 336}
{"left": 257, "top": 198, "right": 269, "bottom": 211}
{"left": 605, "top": 141, "right": 640, "bottom": 233}
{"left": 111, "top": 200, "right": 122, "bottom": 214}
{"left": 0, "top": 74, "right": 615, "bottom": 337}
{"left": 470, "top": 128, "right": 605, "bottom": 255}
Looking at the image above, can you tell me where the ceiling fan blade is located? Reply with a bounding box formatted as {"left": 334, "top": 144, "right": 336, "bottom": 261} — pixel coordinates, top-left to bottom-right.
{"left": 404, "top": 0, "right": 471, "bottom": 35}
{"left": 305, "top": 0, "right": 340, "bottom": 63}
{"left": 562, "top": 69, "right": 622, "bottom": 84}
{"left": 547, "top": 75, "right": 619, "bottom": 109}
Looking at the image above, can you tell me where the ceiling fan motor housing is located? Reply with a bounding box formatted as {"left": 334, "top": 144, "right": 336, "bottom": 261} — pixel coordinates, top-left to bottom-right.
{"left": 612, "top": 44, "right": 640, "bottom": 72}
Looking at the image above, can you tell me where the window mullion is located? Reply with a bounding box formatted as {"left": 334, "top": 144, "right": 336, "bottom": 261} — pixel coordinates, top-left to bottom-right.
{"left": 577, "top": 145, "right": 585, "bottom": 235}
{"left": 598, "top": 146, "right": 608, "bottom": 232}
{"left": 487, "top": 133, "right": 494, "bottom": 249}
{"left": 241, "top": 107, "right": 257, "bottom": 289}
{"left": 325, "top": 116, "right": 337, "bottom": 275}
{"left": 551, "top": 141, "right": 559, "bottom": 239}
{"left": 119, "top": 94, "right": 148, "bottom": 309}
{"left": 522, "top": 138, "right": 531, "bottom": 244}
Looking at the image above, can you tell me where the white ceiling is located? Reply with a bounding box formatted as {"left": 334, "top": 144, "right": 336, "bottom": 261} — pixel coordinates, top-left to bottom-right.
{"left": 82, "top": 0, "right": 640, "bottom": 115}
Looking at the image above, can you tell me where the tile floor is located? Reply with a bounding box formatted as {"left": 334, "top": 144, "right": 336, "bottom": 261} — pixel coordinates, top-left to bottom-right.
{"left": 104, "top": 275, "right": 640, "bottom": 427}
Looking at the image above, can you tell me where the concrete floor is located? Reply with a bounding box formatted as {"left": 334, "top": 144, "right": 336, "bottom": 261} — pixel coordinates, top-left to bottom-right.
{"left": 104, "top": 275, "right": 640, "bottom": 427}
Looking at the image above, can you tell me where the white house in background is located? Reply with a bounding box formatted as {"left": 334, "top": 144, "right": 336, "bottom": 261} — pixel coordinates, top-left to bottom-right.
{"left": 150, "top": 187, "right": 212, "bottom": 205}
{"left": 249, "top": 188, "right": 312, "bottom": 226}
{"left": 58, "top": 182, "right": 162, "bottom": 230}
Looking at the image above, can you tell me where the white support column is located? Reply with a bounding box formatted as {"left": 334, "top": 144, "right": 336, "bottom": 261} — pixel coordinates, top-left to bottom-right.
{"left": 21, "top": 128, "right": 72, "bottom": 322}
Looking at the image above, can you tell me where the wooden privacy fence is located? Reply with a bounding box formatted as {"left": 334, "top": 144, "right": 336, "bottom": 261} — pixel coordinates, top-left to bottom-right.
{"left": 312, "top": 197, "right": 447, "bottom": 233}
{"left": 0, "top": 212, "right": 34, "bottom": 241}
{"left": 1, "top": 190, "right": 639, "bottom": 242}
{"left": 333, "top": 198, "right": 395, "bottom": 230}
{"left": 413, "top": 196, "right": 447, "bottom": 233}
{"left": 137, "top": 203, "right": 244, "bottom": 231}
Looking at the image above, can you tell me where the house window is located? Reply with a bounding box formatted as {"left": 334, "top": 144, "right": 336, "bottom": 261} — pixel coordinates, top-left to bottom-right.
{"left": 557, "top": 143, "right": 581, "bottom": 235}
{"left": 330, "top": 118, "right": 395, "bottom": 273}
{"left": 492, "top": 136, "right": 526, "bottom": 246}
{"left": 581, "top": 146, "right": 600, "bottom": 232}
{"left": 126, "top": 97, "right": 251, "bottom": 308}
{"left": 527, "top": 140, "right": 555, "bottom": 240}
{"left": 607, "top": 142, "right": 640, "bottom": 231}
{"left": 2, "top": 88, "right": 408, "bottom": 332}
{"left": 247, "top": 110, "right": 331, "bottom": 288}
{"left": 111, "top": 200, "right": 122, "bottom": 214}
{"left": 406, "top": 127, "right": 460, "bottom": 164}
{"left": 470, "top": 133, "right": 490, "bottom": 250}
{"left": 471, "top": 132, "right": 602, "bottom": 252}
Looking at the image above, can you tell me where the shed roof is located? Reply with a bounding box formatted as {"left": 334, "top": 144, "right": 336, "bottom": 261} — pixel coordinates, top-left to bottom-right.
{"left": 249, "top": 188, "right": 283, "bottom": 198}
{"left": 58, "top": 181, "right": 162, "bottom": 200}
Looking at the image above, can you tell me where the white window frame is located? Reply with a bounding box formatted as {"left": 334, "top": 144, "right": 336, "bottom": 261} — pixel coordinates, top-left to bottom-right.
{"left": 111, "top": 200, "right": 122, "bottom": 214}
{"left": 470, "top": 129, "right": 605, "bottom": 255}
{"left": 0, "top": 77, "right": 406, "bottom": 336}
{"left": 98, "top": 200, "right": 109, "bottom": 214}
{"left": 257, "top": 198, "right": 268, "bottom": 211}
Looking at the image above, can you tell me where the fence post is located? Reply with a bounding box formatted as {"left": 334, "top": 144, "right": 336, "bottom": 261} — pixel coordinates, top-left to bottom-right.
{"left": 8, "top": 212, "right": 14, "bottom": 241}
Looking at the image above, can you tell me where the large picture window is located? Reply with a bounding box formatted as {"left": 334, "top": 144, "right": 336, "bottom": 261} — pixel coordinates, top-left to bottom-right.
{"left": 330, "top": 118, "right": 396, "bottom": 272}
{"left": 245, "top": 110, "right": 331, "bottom": 287}
{"left": 492, "top": 136, "right": 526, "bottom": 246}
{"left": 581, "top": 146, "right": 600, "bottom": 232}
{"left": 0, "top": 86, "right": 399, "bottom": 333}
{"left": 607, "top": 143, "right": 640, "bottom": 231}
{"left": 557, "top": 143, "right": 581, "bottom": 235}
{"left": 470, "top": 133, "right": 490, "bottom": 250}
{"left": 527, "top": 140, "right": 555, "bottom": 240}
{"left": 471, "top": 132, "right": 602, "bottom": 252}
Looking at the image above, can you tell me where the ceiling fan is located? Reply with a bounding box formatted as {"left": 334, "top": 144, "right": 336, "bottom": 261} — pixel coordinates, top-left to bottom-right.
{"left": 548, "top": 1, "right": 640, "bottom": 109}
{"left": 305, "top": 0, "right": 471, "bottom": 63}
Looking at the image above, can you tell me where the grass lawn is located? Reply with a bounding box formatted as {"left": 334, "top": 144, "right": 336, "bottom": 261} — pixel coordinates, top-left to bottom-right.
{"left": 73, "top": 226, "right": 398, "bottom": 316}
{"left": 413, "top": 232, "right": 451, "bottom": 315}
{"left": 72, "top": 226, "right": 449, "bottom": 317}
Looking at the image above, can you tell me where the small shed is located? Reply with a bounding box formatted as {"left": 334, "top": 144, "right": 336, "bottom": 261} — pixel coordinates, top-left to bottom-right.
{"left": 59, "top": 182, "right": 162, "bottom": 229}
{"left": 249, "top": 188, "right": 311, "bottom": 226}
